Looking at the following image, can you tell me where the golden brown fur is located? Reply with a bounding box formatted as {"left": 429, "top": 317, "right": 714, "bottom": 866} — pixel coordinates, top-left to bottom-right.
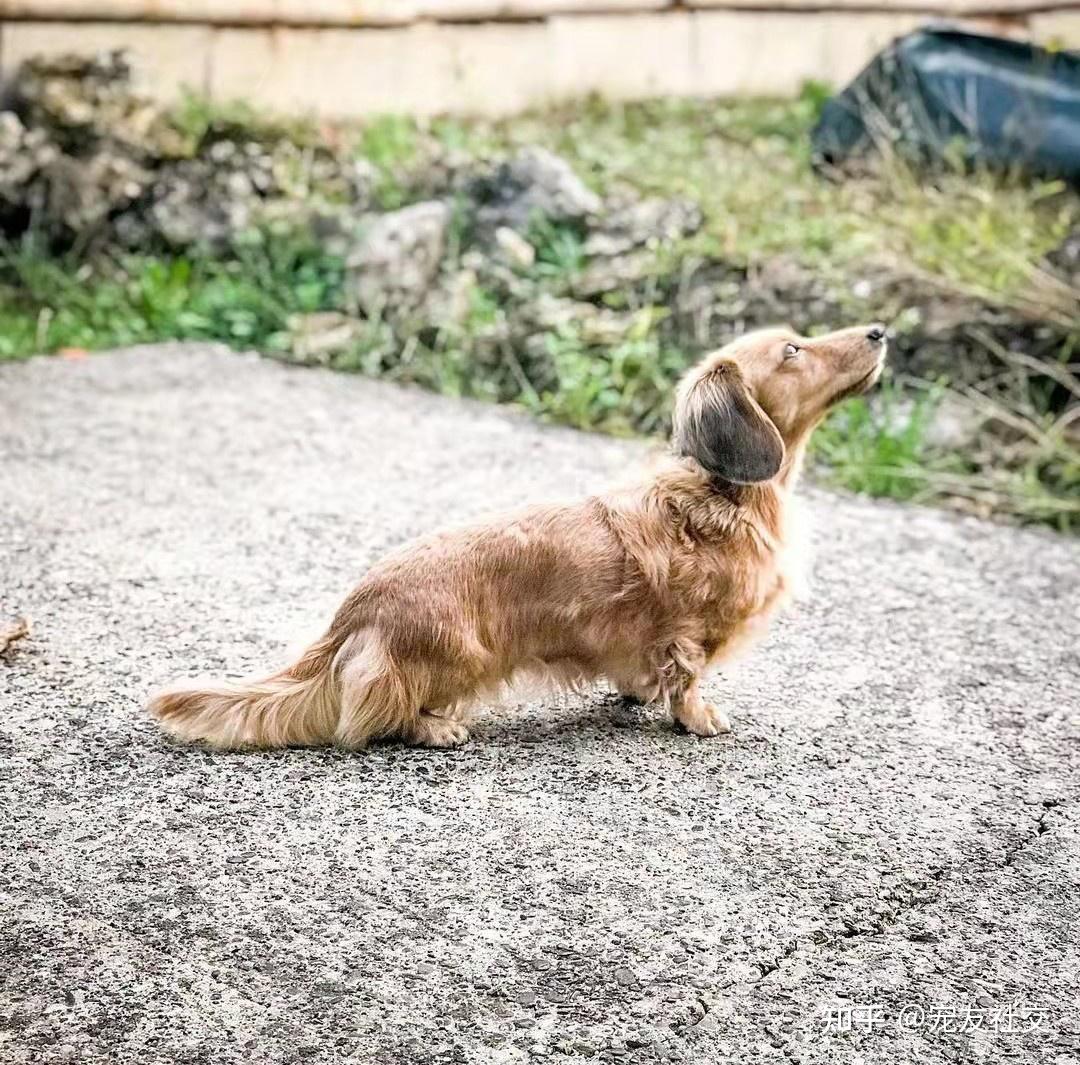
{"left": 149, "top": 324, "right": 887, "bottom": 749}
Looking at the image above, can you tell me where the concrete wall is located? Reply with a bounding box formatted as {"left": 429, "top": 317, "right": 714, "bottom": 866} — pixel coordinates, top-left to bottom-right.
{"left": 0, "top": 1, "right": 1076, "bottom": 117}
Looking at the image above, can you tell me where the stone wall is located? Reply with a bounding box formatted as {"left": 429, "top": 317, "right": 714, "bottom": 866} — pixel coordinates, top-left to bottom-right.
{"left": 0, "top": 1, "right": 1076, "bottom": 116}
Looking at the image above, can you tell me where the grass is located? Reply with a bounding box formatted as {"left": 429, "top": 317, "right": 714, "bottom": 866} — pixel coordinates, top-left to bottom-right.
{"left": 812, "top": 380, "right": 949, "bottom": 503}
{"left": 0, "top": 232, "right": 346, "bottom": 359}
{"left": 529, "top": 217, "right": 589, "bottom": 283}
{"left": 0, "top": 92, "right": 1076, "bottom": 530}
{"left": 442, "top": 93, "right": 1077, "bottom": 299}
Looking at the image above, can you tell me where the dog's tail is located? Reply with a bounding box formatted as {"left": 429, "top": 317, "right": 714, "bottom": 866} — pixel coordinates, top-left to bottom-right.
{"left": 147, "top": 632, "right": 346, "bottom": 750}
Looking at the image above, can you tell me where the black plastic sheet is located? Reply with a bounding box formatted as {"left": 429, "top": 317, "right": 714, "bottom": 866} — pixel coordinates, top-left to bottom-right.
{"left": 812, "top": 27, "right": 1080, "bottom": 182}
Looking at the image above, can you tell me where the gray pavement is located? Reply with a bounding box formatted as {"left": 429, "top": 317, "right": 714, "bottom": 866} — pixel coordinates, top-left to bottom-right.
{"left": 1, "top": 343, "right": 1078, "bottom": 1065}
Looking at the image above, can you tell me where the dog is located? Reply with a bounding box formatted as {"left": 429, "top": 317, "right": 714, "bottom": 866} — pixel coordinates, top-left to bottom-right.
{"left": 149, "top": 323, "right": 887, "bottom": 750}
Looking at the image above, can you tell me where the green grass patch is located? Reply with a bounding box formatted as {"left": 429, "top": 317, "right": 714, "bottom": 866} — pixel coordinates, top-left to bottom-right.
{"left": 0, "top": 233, "right": 345, "bottom": 358}
{"left": 812, "top": 380, "right": 950, "bottom": 502}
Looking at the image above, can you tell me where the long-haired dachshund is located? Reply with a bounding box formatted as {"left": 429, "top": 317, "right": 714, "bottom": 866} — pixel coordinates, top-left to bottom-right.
{"left": 150, "top": 324, "right": 887, "bottom": 749}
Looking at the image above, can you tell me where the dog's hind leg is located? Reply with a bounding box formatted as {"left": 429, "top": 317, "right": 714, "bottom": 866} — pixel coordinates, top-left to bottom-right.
{"left": 334, "top": 632, "right": 472, "bottom": 749}
{"left": 405, "top": 711, "right": 471, "bottom": 749}
{"left": 333, "top": 633, "right": 414, "bottom": 748}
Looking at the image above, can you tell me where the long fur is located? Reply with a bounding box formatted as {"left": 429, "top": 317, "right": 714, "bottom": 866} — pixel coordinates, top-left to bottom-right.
{"left": 148, "top": 324, "right": 886, "bottom": 750}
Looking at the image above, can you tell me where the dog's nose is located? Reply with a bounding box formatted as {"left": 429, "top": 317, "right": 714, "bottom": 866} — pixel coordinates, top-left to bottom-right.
{"left": 866, "top": 324, "right": 887, "bottom": 343}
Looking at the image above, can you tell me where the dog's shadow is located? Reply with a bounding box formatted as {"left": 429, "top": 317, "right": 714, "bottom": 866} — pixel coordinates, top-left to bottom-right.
{"left": 145, "top": 693, "right": 747, "bottom": 766}
{"left": 465, "top": 693, "right": 739, "bottom": 752}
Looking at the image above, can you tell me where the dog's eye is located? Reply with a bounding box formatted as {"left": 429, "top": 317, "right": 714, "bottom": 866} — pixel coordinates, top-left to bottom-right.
{"left": 783, "top": 343, "right": 800, "bottom": 359}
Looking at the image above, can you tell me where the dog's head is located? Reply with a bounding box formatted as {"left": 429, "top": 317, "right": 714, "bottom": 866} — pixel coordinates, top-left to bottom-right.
{"left": 672, "top": 324, "right": 887, "bottom": 484}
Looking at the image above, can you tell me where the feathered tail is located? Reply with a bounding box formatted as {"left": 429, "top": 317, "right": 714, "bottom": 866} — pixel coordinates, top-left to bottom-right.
{"left": 147, "top": 633, "right": 345, "bottom": 749}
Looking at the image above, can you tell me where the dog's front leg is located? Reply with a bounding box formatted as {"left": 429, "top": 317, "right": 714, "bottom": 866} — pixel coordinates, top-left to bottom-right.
{"left": 670, "top": 676, "right": 731, "bottom": 738}
{"left": 653, "top": 642, "right": 731, "bottom": 737}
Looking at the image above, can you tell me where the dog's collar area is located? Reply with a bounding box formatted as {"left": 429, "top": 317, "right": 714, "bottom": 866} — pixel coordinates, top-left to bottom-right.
{"left": 672, "top": 452, "right": 768, "bottom": 502}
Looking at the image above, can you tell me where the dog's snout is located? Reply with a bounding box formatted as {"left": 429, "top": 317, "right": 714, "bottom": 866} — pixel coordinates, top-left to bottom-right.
{"left": 866, "top": 324, "right": 887, "bottom": 343}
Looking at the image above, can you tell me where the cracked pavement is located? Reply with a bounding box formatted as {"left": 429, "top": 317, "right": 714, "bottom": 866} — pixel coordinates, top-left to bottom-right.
{"left": 1, "top": 344, "right": 1078, "bottom": 1064}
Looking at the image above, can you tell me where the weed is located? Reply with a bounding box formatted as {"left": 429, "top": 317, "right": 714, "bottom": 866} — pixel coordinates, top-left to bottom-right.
{"left": 0, "top": 231, "right": 346, "bottom": 355}
{"left": 168, "top": 88, "right": 322, "bottom": 150}
{"left": 529, "top": 217, "right": 588, "bottom": 283}
{"left": 354, "top": 115, "right": 422, "bottom": 209}
{"left": 811, "top": 378, "right": 950, "bottom": 501}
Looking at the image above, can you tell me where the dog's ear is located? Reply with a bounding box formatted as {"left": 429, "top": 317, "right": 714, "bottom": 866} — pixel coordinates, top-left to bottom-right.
{"left": 673, "top": 360, "right": 784, "bottom": 484}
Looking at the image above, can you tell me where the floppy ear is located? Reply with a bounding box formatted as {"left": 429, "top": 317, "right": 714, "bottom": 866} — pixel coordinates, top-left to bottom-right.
{"left": 673, "top": 360, "right": 785, "bottom": 484}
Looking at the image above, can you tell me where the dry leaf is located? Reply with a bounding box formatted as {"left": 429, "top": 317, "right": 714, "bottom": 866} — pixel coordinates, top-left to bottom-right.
{"left": 0, "top": 617, "right": 30, "bottom": 652}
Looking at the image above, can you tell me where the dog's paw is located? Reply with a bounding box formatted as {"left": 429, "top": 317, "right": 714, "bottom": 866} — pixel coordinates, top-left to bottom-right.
{"left": 678, "top": 701, "right": 731, "bottom": 738}
{"left": 413, "top": 714, "right": 471, "bottom": 749}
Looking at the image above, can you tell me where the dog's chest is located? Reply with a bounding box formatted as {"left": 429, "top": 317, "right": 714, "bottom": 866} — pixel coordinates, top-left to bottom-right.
{"left": 700, "top": 503, "right": 810, "bottom": 664}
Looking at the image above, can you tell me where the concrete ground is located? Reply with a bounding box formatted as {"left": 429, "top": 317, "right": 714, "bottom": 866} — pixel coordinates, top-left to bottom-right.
{"left": 0, "top": 344, "right": 1077, "bottom": 1065}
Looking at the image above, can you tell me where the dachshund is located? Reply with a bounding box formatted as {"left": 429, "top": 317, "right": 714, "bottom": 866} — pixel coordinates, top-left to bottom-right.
{"left": 149, "top": 323, "right": 887, "bottom": 749}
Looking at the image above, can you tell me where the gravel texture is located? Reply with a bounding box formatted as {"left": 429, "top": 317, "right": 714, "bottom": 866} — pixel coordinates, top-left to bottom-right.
{"left": 1, "top": 344, "right": 1078, "bottom": 1065}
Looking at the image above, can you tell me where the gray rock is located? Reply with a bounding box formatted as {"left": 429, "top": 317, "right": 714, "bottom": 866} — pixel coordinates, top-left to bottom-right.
{"left": 10, "top": 49, "right": 183, "bottom": 159}
{"left": 141, "top": 156, "right": 259, "bottom": 249}
{"left": 494, "top": 225, "right": 536, "bottom": 270}
{"left": 875, "top": 391, "right": 985, "bottom": 452}
{"left": 0, "top": 109, "right": 152, "bottom": 234}
{"left": 474, "top": 147, "right": 601, "bottom": 232}
{"left": 138, "top": 140, "right": 370, "bottom": 251}
{"left": 0, "top": 50, "right": 372, "bottom": 248}
{"left": 584, "top": 198, "right": 702, "bottom": 257}
{"left": 923, "top": 392, "right": 986, "bottom": 451}
{"left": 524, "top": 293, "right": 640, "bottom": 346}
{"left": 284, "top": 312, "right": 370, "bottom": 364}
{"left": 345, "top": 200, "right": 451, "bottom": 316}
{"left": 0, "top": 112, "right": 57, "bottom": 197}
{"left": 573, "top": 250, "right": 658, "bottom": 299}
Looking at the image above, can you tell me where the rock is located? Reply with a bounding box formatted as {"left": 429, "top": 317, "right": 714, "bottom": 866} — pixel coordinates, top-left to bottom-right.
{"left": 346, "top": 201, "right": 451, "bottom": 316}
{"left": 0, "top": 111, "right": 57, "bottom": 221}
{"left": 924, "top": 393, "right": 986, "bottom": 451}
{"left": 0, "top": 112, "right": 56, "bottom": 192}
{"left": 574, "top": 251, "right": 658, "bottom": 299}
{"left": 493, "top": 225, "right": 536, "bottom": 270}
{"left": 136, "top": 138, "right": 369, "bottom": 251}
{"left": 55, "top": 150, "right": 151, "bottom": 230}
{"left": 424, "top": 268, "right": 489, "bottom": 335}
{"left": 285, "top": 312, "right": 369, "bottom": 364}
{"left": 0, "top": 107, "right": 153, "bottom": 235}
{"left": 142, "top": 149, "right": 269, "bottom": 249}
{"left": 472, "top": 147, "right": 601, "bottom": 232}
{"left": 0, "top": 50, "right": 371, "bottom": 248}
{"left": 583, "top": 198, "right": 702, "bottom": 257}
{"left": 879, "top": 391, "right": 984, "bottom": 451}
{"left": 11, "top": 50, "right": 184, "bottom": 159}
{"left": 527, "top": 293, "right": 593, "bottom": 332}
{"left": 524, "top": 294, "right": 641, "bottom": 347}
